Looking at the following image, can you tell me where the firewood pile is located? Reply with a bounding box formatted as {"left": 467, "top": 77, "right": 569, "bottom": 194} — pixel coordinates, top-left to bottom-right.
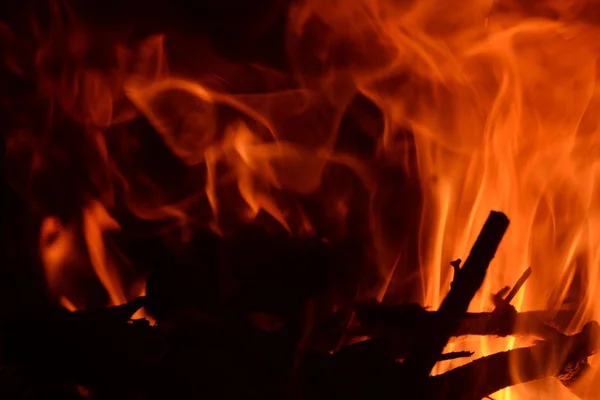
{"left": 1, "top": 211, "right": 597, "bottom": 400}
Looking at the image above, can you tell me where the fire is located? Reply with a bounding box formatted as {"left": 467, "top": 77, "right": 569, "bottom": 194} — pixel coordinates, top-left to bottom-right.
{"left": 285, "top": 0, "right": 600, "bottom": 396}
{"left": 39, "top": 215, "right": 78, "bottom": 301}
{"left": 39, "top": 199, "right": 137, "bottom": 309}
{"left": 81, "top": 199, "right": 125, "bottom": 306}
{"left": 3, "top": 0, "right": 600, "bottom": 397}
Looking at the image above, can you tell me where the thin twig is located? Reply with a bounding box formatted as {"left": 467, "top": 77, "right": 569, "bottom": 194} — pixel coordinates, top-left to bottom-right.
{"left": 503, "top": 267, "right": 533, "bottom": 305}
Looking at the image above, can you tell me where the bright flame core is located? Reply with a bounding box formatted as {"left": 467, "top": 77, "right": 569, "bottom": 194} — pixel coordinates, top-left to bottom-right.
{"left": 3, "top": 0, "right": 600, "bottom": 397}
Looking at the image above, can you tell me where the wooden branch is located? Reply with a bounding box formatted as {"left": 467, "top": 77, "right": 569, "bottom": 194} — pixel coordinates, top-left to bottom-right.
{"left": 353, "top": 302, "right": 571, "bottom": 340}
{"left": 426, "top": 321, "right": 600, "bottom": 400}
{"left": 436, "top": 351, "right": 474, "bottom": 362}
{"left": 503, "top": 267, "right": 532, "bottom": 305}
{"left": 2, "top": 297, "right": 597, "bottom": 400}
{"left": 401, "top": 211, "right": 510, "bottom": 377}
{"left": 301, "top": 321, "right": 599, "bottom": 400}
{"left": 341, "top": 307, "right": 571, "bottom": 360}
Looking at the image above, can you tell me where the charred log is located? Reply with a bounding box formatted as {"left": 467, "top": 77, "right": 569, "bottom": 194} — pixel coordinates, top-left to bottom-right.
{"left": 2, "top": 296, "right": 598, "bottom": 400}
{"left": 427, "top": 321, "right": 600, "bottom": 400}
{"left": 353, "top": 303, "right": 570, "bottom": 338}
{"left": 302, "top": 322, "right": 599, "bottom": 400}
{"left": 402, "top": 211, "right": 510, "bottom": 377}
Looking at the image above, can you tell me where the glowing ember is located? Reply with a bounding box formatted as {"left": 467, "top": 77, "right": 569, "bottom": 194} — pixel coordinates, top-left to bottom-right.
{"left": 2, "top": 0, "right": 600, "bottom": 397}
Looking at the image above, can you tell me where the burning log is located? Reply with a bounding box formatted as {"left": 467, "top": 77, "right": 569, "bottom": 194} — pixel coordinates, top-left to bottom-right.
{"left": 302, "top": 321, "right": 599, "bottom": 400}
{"left": 303, "top": 326, "right": 598, "bottom": 399}
{"left": 427, "top": 321, "right": 600, "bottom": 400}
{"left": 347, "top": 264, "right": 564, "bottom": 348}
{"left": 402, "top": 211, "right": 510, "bottom": 378}
{"left": 349, "top": 303, "right": 573, "bottom": 347}
{"left": 4, "top": 210, "right": 596, "bottom": 400}
{"left": 2, "top": 293, "right": 598, "bottom": 399}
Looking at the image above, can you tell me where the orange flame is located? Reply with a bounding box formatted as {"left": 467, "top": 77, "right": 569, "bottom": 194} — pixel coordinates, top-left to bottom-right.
{"left": 39, "top": 199, "right": 137, "bottom": 309}
{"left": 81, "top": 199, "right": 124, "bottom": 306}
{"left": 4, "top": 0, "right": 600, "bottom": 397}
{"left": 287, "top": 0, "right": 600, "bottom": 397}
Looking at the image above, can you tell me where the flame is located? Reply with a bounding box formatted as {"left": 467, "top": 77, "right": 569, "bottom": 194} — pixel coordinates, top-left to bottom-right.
{"left": 284, "top": 0, "right": 600, "bottom": 397}
{"left": 39, "top": 199, "right": 138, "bottom": 309}
{"left": 81, "top": 199, "right": 125, "bottom": 306}
{"left": 4, "top": 0, "right": 600, "bottom": 397}
{"left": 39, "top": 216, "right": 78, "bottom": 299}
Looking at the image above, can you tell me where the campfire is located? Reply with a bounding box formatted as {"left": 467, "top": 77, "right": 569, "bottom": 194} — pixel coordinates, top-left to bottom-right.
{"left": 2, "top": 0, "right": 599, "bottom": 398}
